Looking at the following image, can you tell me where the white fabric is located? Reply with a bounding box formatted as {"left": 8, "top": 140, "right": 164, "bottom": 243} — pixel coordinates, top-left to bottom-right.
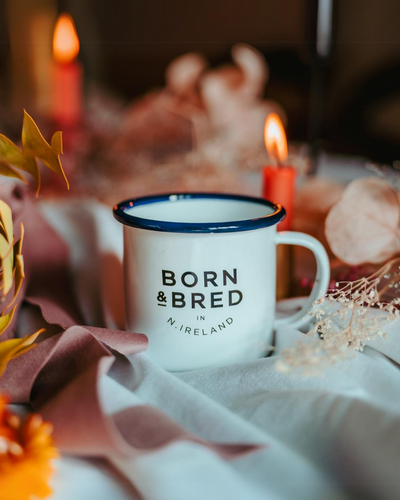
{"left": 41, "top": 200, "right": 400, "bottom": 500}
{"left": 51, "top": 457, "right": 138, "bottom": 500}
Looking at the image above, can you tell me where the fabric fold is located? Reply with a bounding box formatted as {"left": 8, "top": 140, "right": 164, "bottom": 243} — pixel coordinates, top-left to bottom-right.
{"left": 1, "top": 324, "right": 259, "bottom": 459}
{"left": 0, "top": 187, "right": 261, "bottom": 462}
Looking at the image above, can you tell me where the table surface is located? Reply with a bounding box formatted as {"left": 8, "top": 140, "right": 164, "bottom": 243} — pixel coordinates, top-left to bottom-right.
{"left": 32, "top": 152, "right": 399, "bottom": 500}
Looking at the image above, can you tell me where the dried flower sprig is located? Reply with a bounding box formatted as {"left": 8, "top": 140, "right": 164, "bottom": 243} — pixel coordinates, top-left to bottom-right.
{"left": 0, "top": 112, "right": 64, "bottom": 499}
{"left": 0, "top": 201, "right": 44, "bottom": 378}
{"left": 0, "top": 110, "right": 69, "bottom": 378}
{"left": 276, "top": 258, "right": 400, "bottom": 376}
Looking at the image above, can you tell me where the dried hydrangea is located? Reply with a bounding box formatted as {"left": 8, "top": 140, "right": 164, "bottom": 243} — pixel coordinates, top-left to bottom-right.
{"left": 276, "top": 258, "right": 400, "bottom": 376}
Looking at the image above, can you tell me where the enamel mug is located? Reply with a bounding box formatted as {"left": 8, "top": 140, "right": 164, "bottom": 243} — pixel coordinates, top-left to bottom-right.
{"left": 113, "top": 193, "right": 330, "bottom": 371}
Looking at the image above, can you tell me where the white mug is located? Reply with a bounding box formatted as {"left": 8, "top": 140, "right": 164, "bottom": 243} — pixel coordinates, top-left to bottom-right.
{"left": 114, "top": 193, "right": 330, "bottom": 371}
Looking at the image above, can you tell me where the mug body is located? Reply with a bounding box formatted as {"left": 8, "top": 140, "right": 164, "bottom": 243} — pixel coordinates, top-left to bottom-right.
{"left": 114, "top": 194, "right": 285, "bottom": 371}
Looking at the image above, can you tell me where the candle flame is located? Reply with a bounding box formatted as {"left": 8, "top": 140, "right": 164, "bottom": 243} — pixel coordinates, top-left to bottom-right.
{"left": 264, "top": 113, "right": 288, "bottom": 164}
{"left": 53, "top": 13, "right": 80, "bottom": 64}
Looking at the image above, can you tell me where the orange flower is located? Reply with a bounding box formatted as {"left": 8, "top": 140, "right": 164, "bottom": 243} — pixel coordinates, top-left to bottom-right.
{"left": 0, "top": 394, "right": 58, "bottom": 500}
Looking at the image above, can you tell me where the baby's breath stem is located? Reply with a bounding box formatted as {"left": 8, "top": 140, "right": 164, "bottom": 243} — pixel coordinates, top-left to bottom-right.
{"left": 276, "top": 257, "right": 400, "bottom": 376}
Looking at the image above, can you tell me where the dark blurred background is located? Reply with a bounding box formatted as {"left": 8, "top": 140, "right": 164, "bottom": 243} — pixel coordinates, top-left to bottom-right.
{"left": 1, "top": 0, "right": 400, "bottom": 162}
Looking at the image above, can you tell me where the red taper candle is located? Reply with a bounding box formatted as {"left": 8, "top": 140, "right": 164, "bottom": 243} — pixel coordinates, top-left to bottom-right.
{"left": 51, "top": 13, "right": 82, "bottom": 127}
{"left": 263, "top": 166, "right": 296, "bottom": 231}
{"left": 262, "top": 114, "right": 296, "bottom": 231}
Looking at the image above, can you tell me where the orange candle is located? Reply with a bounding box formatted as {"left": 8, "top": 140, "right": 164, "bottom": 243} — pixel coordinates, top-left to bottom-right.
{"left": 262, "top": 114, "right": 296, "bottom": 231}
{"left": 51, "top": 13, "right": 83, "bottom": 126}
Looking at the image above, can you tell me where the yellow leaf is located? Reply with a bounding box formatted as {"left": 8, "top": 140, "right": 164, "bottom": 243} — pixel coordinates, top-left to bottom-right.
{"left": 8, "top": 153, "right": 40, "bottom": 196}
{"left": 0, "top": 233, "right": 14, "bottom": 298}
{"left": 0, "top": 305, "right": 17, "bottom": 337}
{"left": 14, "top": 222, "right": 24, "bottom": 259}
{"left": 51, "top": 131, "right": 63, "bottom": 155}
{"left": 22, "top": 110, "right": 69, "bottom": 191}
{"left": 0, "top": 134, "right": 33, "bottom": 185}
{"left": 0, "top": 199, "right": 14, "bottom": 243}
{"left": 2, "top": 256, "right": 13, "bottom": 298}
{"left": 0, "top": 162, "right": 27, "bottom": 182}
{"left": 0, "top": 134, "right": 23, "bottom": 163}
{"left": 12, "top": 223, "right": 25, "bottom": 303}
{"left": 0, "top": 112, "right": 69, "bottom": 195}
{"left": 0, "top": 329, "right": 43, "bottom": 378}
{"left": 0, "top": 209, "right": 25, "bottom": 342}
{"left": 8, "top": 254, "right": 24, "bottom": 308}
{"left": 0, "top": 233, "right": 13, "bottom": 259}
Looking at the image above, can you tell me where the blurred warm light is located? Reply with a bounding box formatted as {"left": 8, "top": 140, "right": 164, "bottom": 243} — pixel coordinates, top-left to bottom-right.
{"left": 53, "top": 13, "right": 80, "bottom": 64}
{"left": 264, "top": 113, "right": 288, "bottom": 163}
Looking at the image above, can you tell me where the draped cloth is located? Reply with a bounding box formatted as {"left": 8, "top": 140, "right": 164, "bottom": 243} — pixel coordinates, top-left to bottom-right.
{"left": 2, "top": 188, "right": 400, "bottom": 499}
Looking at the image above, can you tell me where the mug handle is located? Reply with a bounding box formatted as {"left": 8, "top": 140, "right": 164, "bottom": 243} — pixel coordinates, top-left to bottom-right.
{"left": 274, "top": 231, "right": 330, "bottom": 329}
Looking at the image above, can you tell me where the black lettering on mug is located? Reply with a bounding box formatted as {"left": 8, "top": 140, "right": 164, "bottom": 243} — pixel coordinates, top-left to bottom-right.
{"left": 172, "top": 292, "right": 186, "bottom": 308}
{"left": 181, "top": 272, "right": 198, "bottom": 288}
{"left": 162, "top": 270, "right": 176, "bottom": 286}
{"left": 204, "top": 271, "right": 218, "bottom": 287}
{"left": 229, "top": 290, "right": 243, "bottom": 306}
{"left": 192, "top": 293, "right": 206, "bottom": 309}
{"left": 157, "top": 291, "right": 167, "bottom": 306}
{"left": 210, "top": 291, "right": 223, "bottom": 308}
{"left": 159, "top": 268, "right": 243, "bottom": 310}
{"left": 223, "top": 269, "right": 237, "bottom": 286}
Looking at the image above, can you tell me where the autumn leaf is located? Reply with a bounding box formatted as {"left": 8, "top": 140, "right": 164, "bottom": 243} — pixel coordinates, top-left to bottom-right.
{"left": 0, "top": 306, "right": 17, "bottom": 337}
{"left": 21, "top": 110, "right": 69, "bottom": 191}
{"left": 0, "top": 201, "right": 17, "bottom": 298}
{"left": 0, "top": 203, "right": 43, "bottom": 380}
{"left": 0, "top": 204, "right": 43, "bottom": 380}
{"left": 0, "top": 112, "right": 64, "bottom": 382}
{"left": 0, "top": 135, "right": 28, "bottom": 183}
{"left": 0, "top": 110, "right": 69, "bottom": 196}
{"left": 0, "top": 239, "right": 13, "bottom": 299}
{"left": 0, "top": 208, "right": 27, "bottom": 309}
{"left": 10, "top": 223, "right": 25, "bottom": 308}
{"left": 0, "top": 199, "right": 14, "bottom": 245}
{"left": 0, "top": 112, "right": 65, "bottom": 381}
{"left": 0, "top": 329, "right": 43, "bottom": 378}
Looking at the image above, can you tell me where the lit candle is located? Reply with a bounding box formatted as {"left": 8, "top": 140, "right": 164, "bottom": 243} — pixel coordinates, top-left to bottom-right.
{"left": 262, "top": 114, "right": 296, "bottom": 231}
{"left": 51, "top": 13, "right": 83, "bottom": 126}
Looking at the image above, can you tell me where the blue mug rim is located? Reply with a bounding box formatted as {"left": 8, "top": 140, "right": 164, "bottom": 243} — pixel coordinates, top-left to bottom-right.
{"left": 113, "top": 192, "right": 286, "bottom": 234}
